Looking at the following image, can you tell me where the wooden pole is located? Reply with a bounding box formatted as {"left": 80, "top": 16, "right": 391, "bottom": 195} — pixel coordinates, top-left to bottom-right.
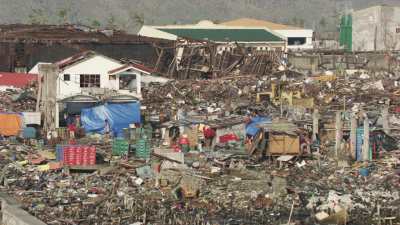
{"left": 35, "top": 74, "right": 42, "bottom": 112}
{"left": 382, "top": 106, "right": 390, "bottom": 135}
{"left": 350, "top": 114, "right": 357, "bottom": 160}
{"left": 363, "top": 115, "right": 370, "bottom": 161}
{"left": 287, "top": 200, "right": 295, "bottom": 225}
{"left": 312, "top": 109, "right": 319, "bottom": 142}
{"left": 343, "top": 96, "right": 346, "bottom": 111}
{"left": 377, "top": 204, "right": 381, "bottom": 225}
{"left": 335, "top": 111, "right": 343, "bottom": 158}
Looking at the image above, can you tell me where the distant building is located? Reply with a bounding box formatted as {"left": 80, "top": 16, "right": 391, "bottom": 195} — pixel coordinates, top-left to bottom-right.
{"left": 138, "top": 20, "right": 286, "bottom": 52}
{"left": 352, "top": 5, "right": 400, "bottom": 51}
{"left": 220, "top": 18, "right": 314, "bottom": 51}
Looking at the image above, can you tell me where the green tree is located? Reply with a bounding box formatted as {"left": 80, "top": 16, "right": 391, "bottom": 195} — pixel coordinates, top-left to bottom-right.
{"left": 291, "top": 17, "right": 298, "bottom": 26}
{"left": 57, "top": 9, "right": 68, "bottom": 24}
{"left": 319, "top": 17, "right": 327, "bottom": 29}
{"left": 131, "top": 13, "right": 145, "bottom": 27}
{"left": 28, "top": 8, "right": 48, "bottom": 24}
{"left": 106, "top": 14, "right": 118, "bottom": 29}
{"left": 91, "top": 19, "right": 101, "bottom": 28}
{"left": 298, "top": 18, "right": 305, "bottom": 27}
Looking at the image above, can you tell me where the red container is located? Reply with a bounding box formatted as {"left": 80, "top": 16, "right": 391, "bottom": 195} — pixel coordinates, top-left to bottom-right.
{"left": 69, "top": 146, "right": 77, "bottom": 166}
{"left": 63, "top": 145, "right": 96, "bottom": 166}
{"left": 76, "top": 146, "right": 83, "bottom": 165}
{"left": 63, "top": 146, "right": 70, "bottom": 165}
{"left": 89, "top": 146, "right": 96, "bottom": 165}
{"left": 82, "top": 146, "right": 89, "bottom": 166}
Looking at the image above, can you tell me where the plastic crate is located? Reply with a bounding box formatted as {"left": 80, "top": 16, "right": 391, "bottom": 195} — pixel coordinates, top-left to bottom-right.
{"left": 135, "top": 139, "right": 150, "bottom": 159}
{"left": 112, "top": 139, "right": 129, "bottom": 156}
{"left": 56, "top": 144, "right": 64, "bottom": 161}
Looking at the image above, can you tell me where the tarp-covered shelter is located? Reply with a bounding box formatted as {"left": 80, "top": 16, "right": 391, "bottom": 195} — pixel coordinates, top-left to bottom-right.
{"left": 81, "top": 102, "right": 141, "bottom": 137}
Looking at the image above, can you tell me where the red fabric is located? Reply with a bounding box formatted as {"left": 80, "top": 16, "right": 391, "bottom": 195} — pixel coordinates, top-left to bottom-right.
{"left": 0, "top": 72, "right": 37, "bottom": 88}
{"left": 219, "top": 134, "right": 239, "bottom": 143}
{"left": 172, "top": 144, "right": 181, "bottom": 152}
{"left": 179, "top": 137, "right": 189, "bottom": 145}
{"left": 203, "top": 127, "right": 216, "bottom": 139}
{"left": 68, "top": 124, "right": 77, "bottom": 132}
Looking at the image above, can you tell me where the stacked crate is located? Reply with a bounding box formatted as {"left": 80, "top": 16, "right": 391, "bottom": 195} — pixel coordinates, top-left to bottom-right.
{"left": 57, "top": 145, "right": 96, "bottom": 166}
{"left": 112, "top": 139, "right": 130, "bottom": 156}
{"left": 135, "top": 138, "right": 150, "bottom": 159}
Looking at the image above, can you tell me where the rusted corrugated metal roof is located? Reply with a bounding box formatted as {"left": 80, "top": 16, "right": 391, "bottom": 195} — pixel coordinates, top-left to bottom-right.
{"left": 108, "top": 63, "right": 153, "bottom": 75}
{"left": 55, "top": 51, "right": 95, "bottom": 70}
{"left": 0, "top": 72, "right": 38, "bottom": 88}
{"left": 0, "top": 24, "right": 172, "bottom": 44}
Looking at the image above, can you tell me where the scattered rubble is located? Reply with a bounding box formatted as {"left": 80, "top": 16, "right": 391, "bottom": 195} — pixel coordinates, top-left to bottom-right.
{"left": 1, "top": 28, "right": 400, "bottom": 225}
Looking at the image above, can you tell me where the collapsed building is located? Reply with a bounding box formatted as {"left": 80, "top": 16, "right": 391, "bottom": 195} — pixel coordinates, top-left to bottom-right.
{"left": 0, "top": 24, "right": 174, "bottom": 73}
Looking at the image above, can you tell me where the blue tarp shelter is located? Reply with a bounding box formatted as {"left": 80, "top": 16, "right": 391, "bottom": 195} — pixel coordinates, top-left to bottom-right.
{"left": 81, "top": 102, "right": 141, "bottom": 137}
{"left": 246, "top": 116, "right": 271, "bottom": 136}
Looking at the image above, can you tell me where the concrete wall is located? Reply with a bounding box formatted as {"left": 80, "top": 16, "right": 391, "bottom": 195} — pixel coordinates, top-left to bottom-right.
{"left": 0, "top": 193, "right": 47, "bottom": 225}
{"left": 288, "top": 53, "right": 390, "bottom": 72}
{"left": 288, "top": 55, "right": 319, "bottom": 72}
{"left": 353, "top": 5, "right": 400, "bottom": 51}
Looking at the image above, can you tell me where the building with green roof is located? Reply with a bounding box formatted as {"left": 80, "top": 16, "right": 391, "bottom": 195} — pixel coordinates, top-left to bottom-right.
{"left": 158, "top": 28, "right": 283, "bottom": 43}
{"left": 138, "top": 20, "right": 286, "bottom": 52}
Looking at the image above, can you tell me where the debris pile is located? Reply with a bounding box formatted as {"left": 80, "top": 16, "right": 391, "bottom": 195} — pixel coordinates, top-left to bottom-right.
{"left": 0, "top": 88, "right": 36, "bottom": 112}
{"left": 0, "top": 142, "right": 399, "bottom": 224}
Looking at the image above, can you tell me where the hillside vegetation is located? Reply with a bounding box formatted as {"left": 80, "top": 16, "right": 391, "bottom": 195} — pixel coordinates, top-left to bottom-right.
{"left": 0, "top": 0, "right": 399, "bottom": 32}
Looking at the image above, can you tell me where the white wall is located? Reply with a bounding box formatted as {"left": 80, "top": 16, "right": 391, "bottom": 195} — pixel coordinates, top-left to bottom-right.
{"left": 276, "top": 29, "right": 314, "bottom": 50}
{"left": 29, "top": 62, "right": 51, "bottom": 74}
{"left": 57, "top": 55, "right": 123, "bottom": 99}
{"left": 142, "top": 74, "right": 170, "bottom": 84}
{"left": 138, "top": 26, "right": 178, "bottom": 40}
{"left": 0, "top": 86, "right": 19, "bottom": 91}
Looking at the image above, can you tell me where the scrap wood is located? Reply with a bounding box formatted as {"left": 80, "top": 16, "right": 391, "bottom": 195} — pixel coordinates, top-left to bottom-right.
{"left": 152, "top": 152, "right": 183, "bottom": 164}
{"left": 185, "top": 172, "right": 213, "bottom": 180}
{"left": 247, "top": 131, "right": 263, "bottom": 155}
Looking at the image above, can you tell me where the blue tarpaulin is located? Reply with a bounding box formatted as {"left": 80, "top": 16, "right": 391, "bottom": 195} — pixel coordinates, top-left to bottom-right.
{"left": 81, "top": 102, "right": 141, "bottom": 137}
{"left": 246, "top": 116, "right": 271, "bottom": 136}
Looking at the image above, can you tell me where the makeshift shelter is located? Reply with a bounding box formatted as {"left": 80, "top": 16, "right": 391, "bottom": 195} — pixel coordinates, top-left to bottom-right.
{"left": 246, "top": 120, "right": 303, "bottom": 156}
{"left": 81, "top": 102, "right": 141, "bottom": 137}
{"left": 0, "top": 113, "right": 23, "bottom": 136}
{"left": 160, "top": 115, "right": 247, "bottom": 147}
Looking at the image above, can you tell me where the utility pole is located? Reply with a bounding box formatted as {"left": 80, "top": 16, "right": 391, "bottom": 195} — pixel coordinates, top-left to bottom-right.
{"left": 312, "top": 109, "right": 319, "bottom": 142}
{"left": 335, "top": 111, "right": 343, "bottom": 158}
{"left": 350, "top": 113, "right": 357, "bottom": 160}
{"left": 363, "top": 114, "right": 370, "bottom": 161}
